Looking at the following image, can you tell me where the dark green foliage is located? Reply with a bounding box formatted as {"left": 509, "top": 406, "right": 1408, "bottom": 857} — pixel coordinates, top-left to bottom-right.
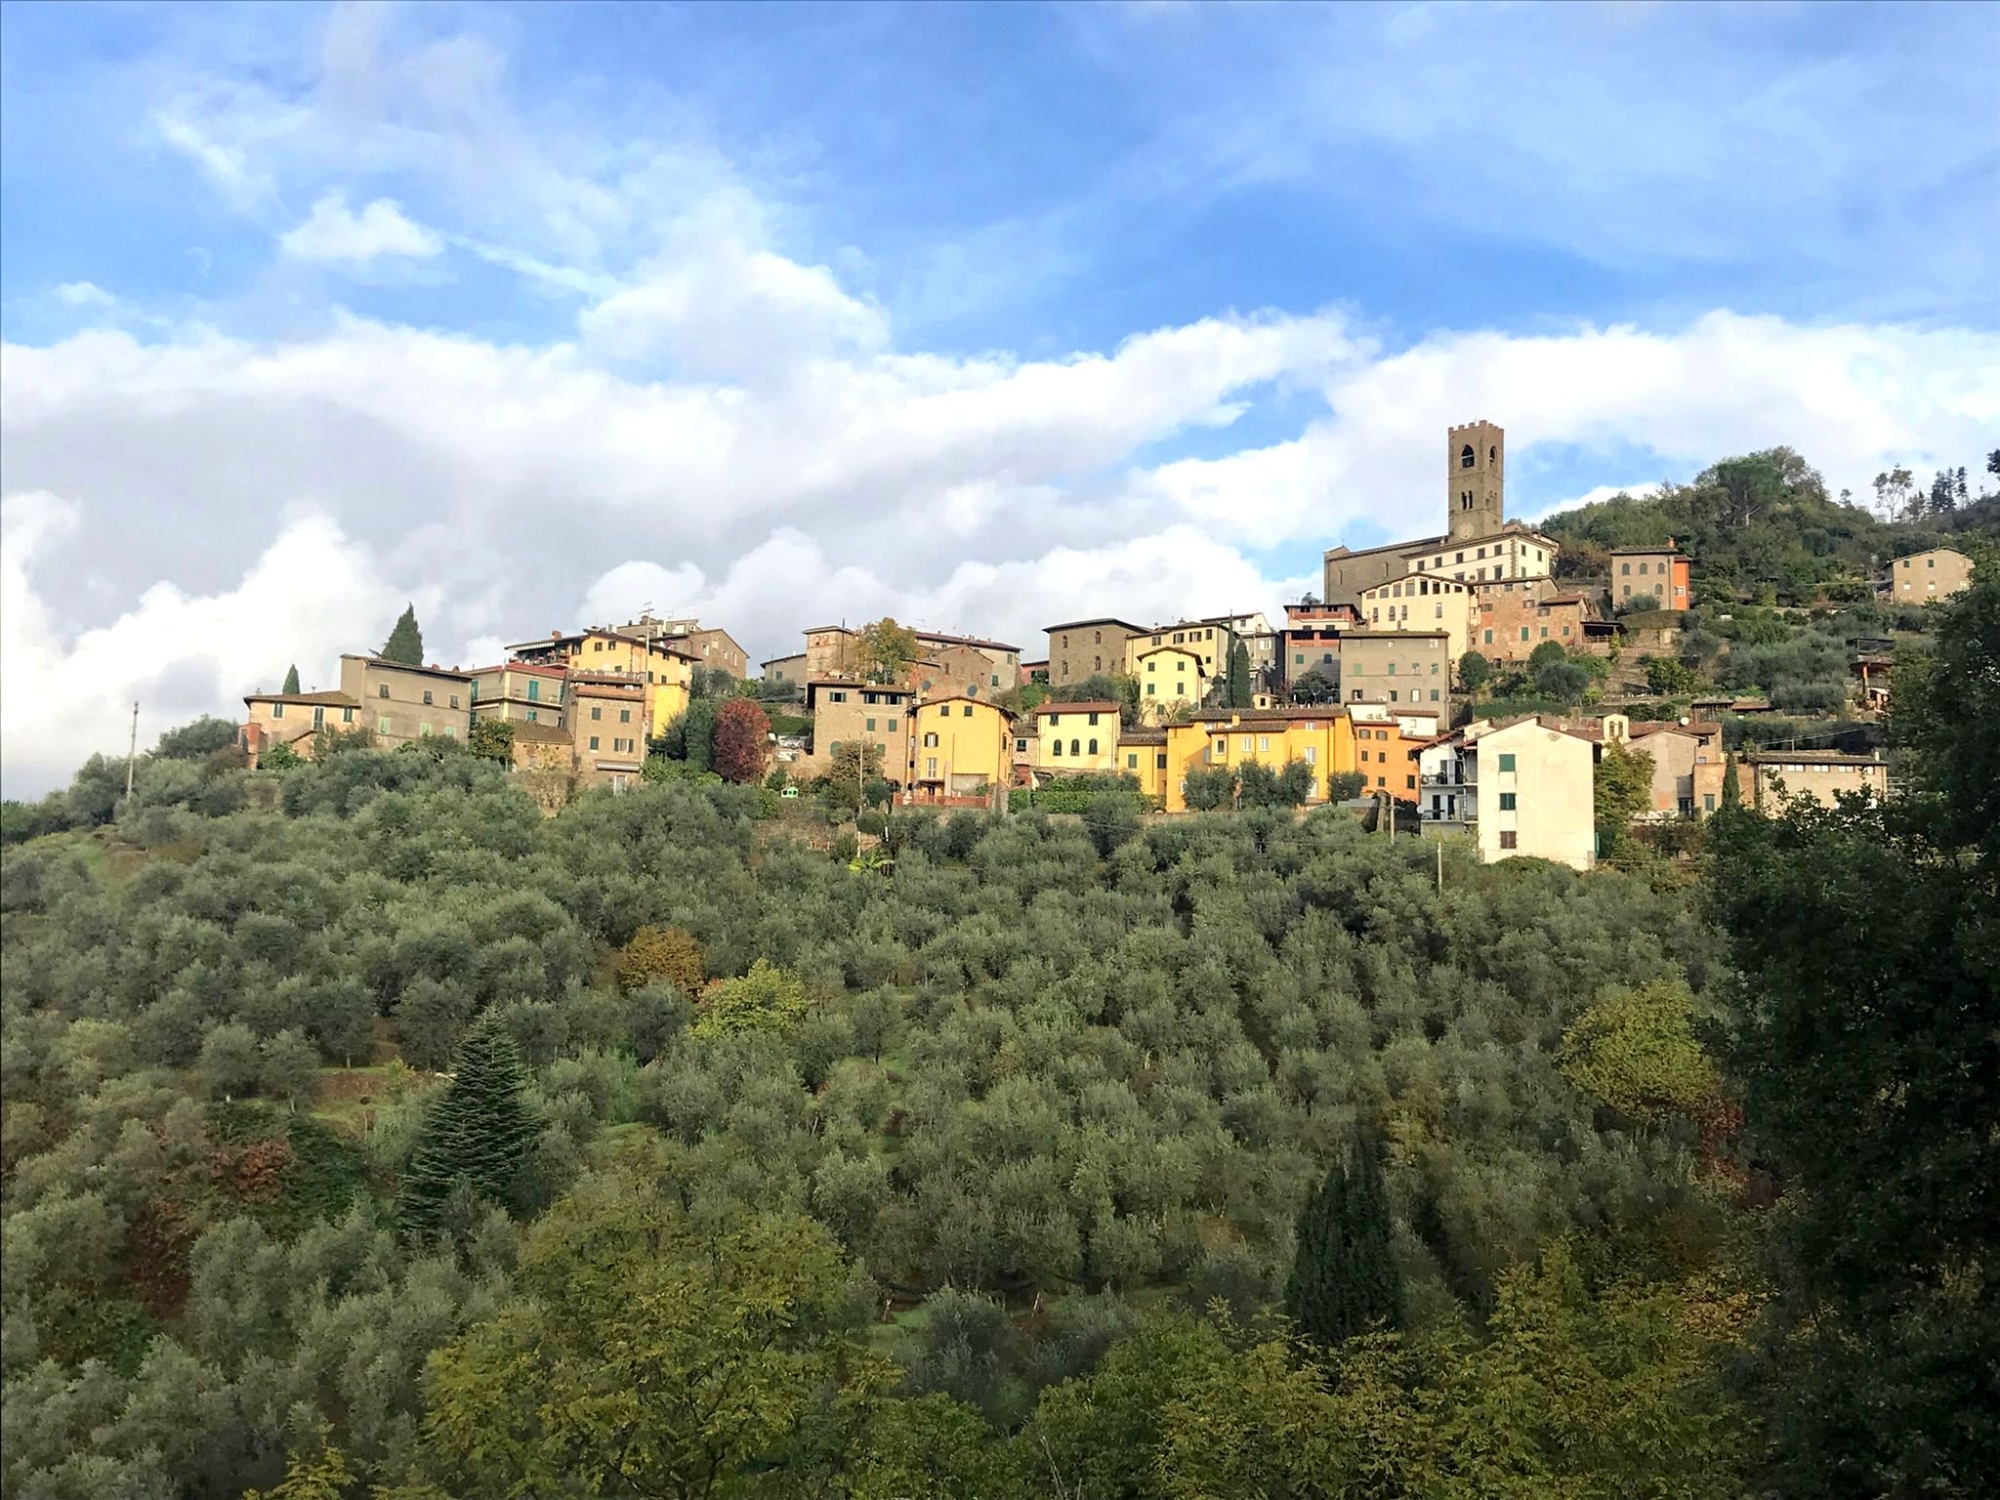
{"left": 154, "top": 715, "right": 240, "bottom": 761}
{"left": 1458, "top": 651, "right": 1491, "bottom": 693}
{"left": 1048, "top": 672, "right": 1141, "bottom": 727}
{"left": 467, "top": 718, "right": 515, "bottom": 762}
{"left": 1291, "top": 666, "right": 1338, "bottom": 704}
{"left": 380, "top": 604, "right": 424, "bottom": 665}
{"left": 1711, "top": 573, "right": 1999, "bottom": 1495}
{"left": 397, "top": 1021, "right": 540, "bottom": 1235}
{"left": 1284, "top": 1131, "right": 1403, "bottom": 1349}
{"left": 282, "top": 664, "right": 301, "bottom": 695}
{"left": 1227, "top": 638, "right": 1253, "bottom": 707}
{"left": 1324, "top": 770, "right": 1367, "bottom": 801}
{"left": 1182, "top": 764, "right": 1235, "bottom": 809}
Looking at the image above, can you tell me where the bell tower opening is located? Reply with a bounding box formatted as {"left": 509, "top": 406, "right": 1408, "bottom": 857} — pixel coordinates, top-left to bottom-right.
{"left": 1446, "top": 420, "right": 1505, "bottom": 544}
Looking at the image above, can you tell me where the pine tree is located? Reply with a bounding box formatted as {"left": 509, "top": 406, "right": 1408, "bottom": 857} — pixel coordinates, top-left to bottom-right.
{"left": 397, "top": 1019, "right": 539, "bottom": 1236}
{"left": 380, "top": 604, "right": 425, "bottom": 666}
{"left": 282, "top": 663, "right": 301, "bottom": 695}
{"left": 1284, "top": 1130, "right": 1403, "bottom": 1350}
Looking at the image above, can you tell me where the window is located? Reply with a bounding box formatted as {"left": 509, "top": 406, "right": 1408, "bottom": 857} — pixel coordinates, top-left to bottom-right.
{"left": 422, "top": 690, "right": 433, "bottom": 705}
{"left": 619, "top": 708, "right": 631, "bottom": 723}
{"left": 1304, "top": 745, "right": 1317, "bottom": 763}
{"left": 311, "top": 706, "right": 324, "bottom": 727}
{"left": 378, "top": 684, "right": 390, "bottom": 698}
{"left": 1146, "top": 683, "right": 1156, "bottom": 696}
{"left": 1497, "top": 753, "right": 1516, "bottom": 772}
{"left": 887, "top": 717, "right": 899, "bottom": 731}
{"left": 1048, "top": 712, "right": 1060, "bottom": 724}
{"left": 1070, "top": 739, "right": 1081, "bottom": 756}
{"left": 1127, "top": 753, "right": 1138, "bottom": 768}
{"left": 830, "top": 691, "right": 847, "bottom": 703}
{"left": 1620, "top": 562, "right": 1630, "bottom": 575}
{"left": 1704, "top": 793, "right": 1716, "bottom": 812}
{"left": 591, "top": 706, "right": 602, "bottom": 721}
{"left": 1483, "top": 629, "right": 1494, "bottom": 644}
{"left": 1016, "top": 738, "right": 1028, "bottom": 752}
{"left": 1294, "top": 653, "right": 1305, "bottom": 665}
{"left": 528, "top": 679, "right": 540, "bottom": 701}
{"left": 449, "top": 695, "right": 460, "bottom": 709}
{"left": 589, "top": 735, "right": 600, "bottom": 750}
{"left": 1499, "top": 792, "right": 1517, "bottom": 810}
{"left": 378, "top": 717, "right": 392, "bottom": 734}
{"left": 342, "top": 708, "right": 354, "bottom": 724}
{"left": 1461, "top": 443, "right": 1475, "bottom": 468}
{"left": 1094, "top": 656, "right": 1102, "bottom": 671}
{"left": 1407, "top": 775, "right": 1416, "bottom": 790}
{"left": 1088, "top": 738, "right": 1099, "bottom": 754}
{"left": 1521, "top": 627, "right": 1530, "bottom": 641}
{"left": 271, "top": 702, "right": 285, "bottom": 719}
{"left": 1499, "top": 831, "right": 1518, "bottom": 850}
{"left": 1088, "top": 712, "right": 1100, "bottom": 726}
{"left": 865, "top": 718, "right": 876, "bottom": 732}
{"left": 1240, "top": 736, "right": 1253, "bottom": 753}
{"left": 527, "top": 709, "right": 538, "bottom": 723}
{"left": 1051, "top": 739, "right": 1064, "bottom": 757}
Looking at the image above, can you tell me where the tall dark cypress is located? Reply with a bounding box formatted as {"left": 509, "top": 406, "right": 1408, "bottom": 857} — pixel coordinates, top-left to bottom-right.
{"left": 281, "top": 663, "right": 301, "bottom": 695}
{"left": 379, "top": 604, "right": 425, "bottom": 666}
{"left": 1284, "top": 1129, "right": 1404, "bottom": 1349}
{"left": 397, "top": 1019, "right": 539, "bottom": 1236}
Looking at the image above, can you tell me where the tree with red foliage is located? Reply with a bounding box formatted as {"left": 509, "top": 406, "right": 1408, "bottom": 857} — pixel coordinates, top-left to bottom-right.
{"left": 712, "top": 697, "right": 771, "bottom": 784}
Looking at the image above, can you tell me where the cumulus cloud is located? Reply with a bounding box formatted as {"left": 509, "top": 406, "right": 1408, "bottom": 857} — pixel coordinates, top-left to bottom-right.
{"left": 4, "top": 307, "right": 1992, "bottom": 797}
{"left": 279, "top": 191, "right": 444, "bottom": 264}
{"left": 0, "top": 502, "right": 406, "bottom": 795}
{"left": 55, "top": 281, "right": 118, "bottom": 308}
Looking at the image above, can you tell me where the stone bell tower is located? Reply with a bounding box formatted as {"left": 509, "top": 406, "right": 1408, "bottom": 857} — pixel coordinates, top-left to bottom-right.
{"left": 1446, "top": 420, "right": 1505, "bottom": 544}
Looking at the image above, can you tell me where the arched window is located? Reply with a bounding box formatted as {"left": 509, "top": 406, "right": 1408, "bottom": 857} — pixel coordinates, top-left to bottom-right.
{"left": 1460, "top": 444, "right": 1475, "bottom": 468}
{"left": 1489, "top": 444, "right": 1498, "bottom": 464}
{"left": 1088, "top": 738, "right": 1098, "bottom": 754}
{"left": 1070, "top": 739, "right": 1081, "bottom": 756}
{"left": 1051, "top": 739, "right": 1063, "bottom": 757}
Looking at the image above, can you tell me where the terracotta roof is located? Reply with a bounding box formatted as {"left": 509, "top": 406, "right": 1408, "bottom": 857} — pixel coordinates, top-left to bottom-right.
{"left": 1037, "top": 700, "right": 1121, "bottom": 716}
{"left": 244, "top": 690, "right": 359, "bottom": 707}
{"left": 1608, "top": 546, "right": 1684, "bottom": 556}
{"left": 464, "top": 661, "right": 568, "bottom": 677}
{"left": 507, "top": 720, "right": 573, "bottom": 745}
{"left": 1628, "top": 720, "right": 1723, "bottom": 739}
{"left": 1341, "top": 630, "right": 1451, "bottom": 642}
{"left": 915, "top": 695, "right": 1015, "bottom": 719}
{"left": 1119, "top": 727, "right": 1167, "bottom": 745}
{"left": 1045, "top": 617, "right": 1150, "bottom": 635}
{"left": 340, "top": 655, "right": 475, "bottom": 681}
{"left": 913, "top": 630, "right": 1021, "bottom": 653}
{"left": 1742, "top": 750, "right": 1882, "bottom": 766}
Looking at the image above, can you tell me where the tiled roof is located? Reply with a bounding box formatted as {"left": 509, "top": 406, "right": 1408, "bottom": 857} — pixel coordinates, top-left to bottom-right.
{"left": 1119, "top": 727, "right": 1168, "bottom": 744}
{"left": 913, "top": 630, "right": 1021, "bottom": 653}
{"left": 1742, "top": 749, "right": 1882, "bottom": 766}
{"left": 244, "top": 690, "right": 359, "bottom": 707}
{"left": 1037, "top": 700, "right": 1121, "bottom": 715}
{"left": 1044, "top": 617, "right": 1149, "bottom": 634}
{"left": 508, "top": 720, "right": 573, "bottom": 744}
{"left": 340, "top": 655, "right": 476, "bottom": 681}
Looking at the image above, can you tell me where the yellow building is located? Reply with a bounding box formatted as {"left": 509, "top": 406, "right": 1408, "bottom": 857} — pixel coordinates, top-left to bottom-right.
{"left": 1123, "top": 620, "right": 1228, "bottom": 680}
{"left": 1160, "top": 707, "right": 1358, "bottom": 812}
{"left": 507, "top": 628, "right": 693, "bottom": 738}
{"left": 1357, "top": 573, "right": 1473, "bottom": 661}
{"left": 909, "top": 696, "right": 1014, "bottom": 798}
{"left": 1034, "top": 700, "right": 1121, "bottom": 777}
{"left": 1886, "top": 546, "right": 1973, "bottom": 602}
{"left": 1117, "top": 726, "right": 1169, "bottom": 803}
{"left": 1134, "top": 644, "right": 1206, "bottom": 721}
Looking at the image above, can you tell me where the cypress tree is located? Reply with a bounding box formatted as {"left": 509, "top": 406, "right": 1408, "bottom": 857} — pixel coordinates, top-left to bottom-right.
{"left": 397, "top": 1019, "right": 538, "bottom": 1236}
{"left": 282, "top": 663, "right": 301, "bottom": 694}
{"left": 380, "top": 604, "right": 425, "bottom": 666}
{"left": 1284, "top": 1129, "right": 1404, "bottom": 1349}
{"left": 1228, "top": 638, "right": 1253, "bottom": 707}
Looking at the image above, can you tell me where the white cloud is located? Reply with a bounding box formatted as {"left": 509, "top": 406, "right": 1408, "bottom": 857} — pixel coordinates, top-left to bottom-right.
{"left": 279, "top": 192, "right": 444, "bottom": 264}
{"left": 4, "top": 307, "right": 1993, "bottom": 798}
{"left": 55, "top": 282, "right": 117, "bottom": 309}
{"left": 0, "top": 502, "right": 406, "bottom": 796}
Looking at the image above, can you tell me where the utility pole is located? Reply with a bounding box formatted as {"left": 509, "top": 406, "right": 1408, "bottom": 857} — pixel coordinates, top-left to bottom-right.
{"left": 124, "top": 701, "right": 139, "bottom": 801}
{"left": 1436, "top": 832, "right": 1443, "bottom": 892}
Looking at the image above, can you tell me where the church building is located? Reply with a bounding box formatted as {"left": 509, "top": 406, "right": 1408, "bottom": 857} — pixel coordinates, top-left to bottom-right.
{"left": 1321, "top": 422, "right": 1561, "bottom": 609}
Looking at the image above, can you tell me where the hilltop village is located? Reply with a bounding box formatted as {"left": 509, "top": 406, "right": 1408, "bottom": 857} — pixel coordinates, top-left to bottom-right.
{"left": 238, "top": 422, "right": 1978, "bottom": 870}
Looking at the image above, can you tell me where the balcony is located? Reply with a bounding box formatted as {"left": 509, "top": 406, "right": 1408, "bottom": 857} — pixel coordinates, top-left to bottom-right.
{"left": 1421, "top": 767, "right": 1474, "bottom": 788}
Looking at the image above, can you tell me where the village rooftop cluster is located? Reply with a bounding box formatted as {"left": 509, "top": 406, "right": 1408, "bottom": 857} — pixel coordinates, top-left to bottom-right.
{"left": 244, "top": 422, "right": 1967, "bottom": 870}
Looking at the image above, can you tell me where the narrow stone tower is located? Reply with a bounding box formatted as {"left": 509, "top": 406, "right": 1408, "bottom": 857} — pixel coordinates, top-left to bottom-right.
{"left": 1446, "top": 420, "right": 1505, "bottom": 543}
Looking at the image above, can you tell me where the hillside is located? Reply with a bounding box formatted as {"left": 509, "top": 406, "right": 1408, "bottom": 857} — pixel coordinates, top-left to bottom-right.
{"left": 1537, "top": 446, "right": 2000, "bottom": 603}
{"left": 3, "top": 584, "right": 1995, "bottom": 1498}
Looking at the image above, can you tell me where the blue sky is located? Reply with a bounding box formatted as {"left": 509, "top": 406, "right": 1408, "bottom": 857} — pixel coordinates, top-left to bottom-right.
{"left": 2, "top": 1, "right": 1997, "bottom": 791}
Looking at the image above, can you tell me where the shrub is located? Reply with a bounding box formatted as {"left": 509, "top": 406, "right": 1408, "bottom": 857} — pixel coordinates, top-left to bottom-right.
{"left": 616, "top": 926, "right": 707, "bottom": 996}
